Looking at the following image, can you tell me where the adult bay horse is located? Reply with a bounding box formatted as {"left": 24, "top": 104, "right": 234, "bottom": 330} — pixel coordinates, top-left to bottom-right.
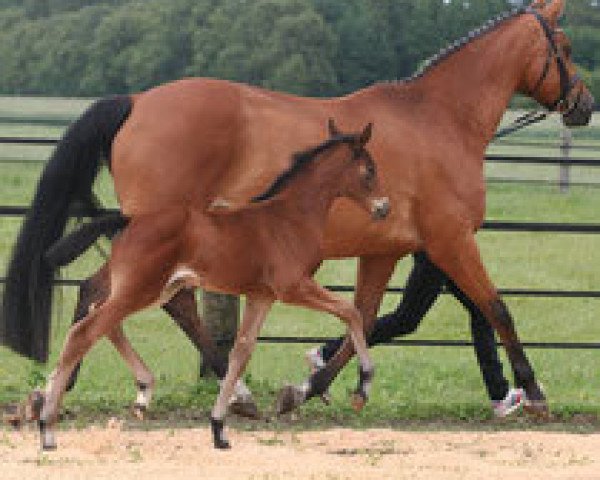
{"left": 1, "top": 0, "right": 594, "bottom": 418}
{"left": 36, "top": 122, "right": 389, "bottom": 450}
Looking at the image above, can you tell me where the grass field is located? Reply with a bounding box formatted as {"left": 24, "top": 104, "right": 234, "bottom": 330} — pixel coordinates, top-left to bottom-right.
{"left": 0, "top": 97, "right": 599, "bottom": 427}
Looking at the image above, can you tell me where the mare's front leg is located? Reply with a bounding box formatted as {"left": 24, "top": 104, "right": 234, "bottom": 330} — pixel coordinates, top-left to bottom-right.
{"left": 276, "top": 254, "right": 397, "bottom": 414}
{"left": 427, "top": 229, "right": 547, "bottom": 416}
{"left": 210, "top": 295, "right": 273, "bottom": 449}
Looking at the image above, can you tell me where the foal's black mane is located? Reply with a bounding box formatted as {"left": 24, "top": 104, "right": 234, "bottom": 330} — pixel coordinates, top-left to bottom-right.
{"left": 251, "top": 134, "right": 358, "bottom": 203}
{"left": 394, "top": 6, "right": 529, "bottom": 84}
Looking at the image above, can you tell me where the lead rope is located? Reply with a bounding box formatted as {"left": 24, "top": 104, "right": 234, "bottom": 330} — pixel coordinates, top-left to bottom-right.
{"left": 493, "top": 109, "right": 549, "bottom": 139}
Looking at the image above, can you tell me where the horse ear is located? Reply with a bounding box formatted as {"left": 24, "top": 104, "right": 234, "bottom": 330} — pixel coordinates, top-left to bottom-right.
{"left": 328, "top": 118, "right": 340, "bottom": 137}
{"left": 542, "top": 0, "right": 566, "bottom": 25}
{"left": 529, "top": 0, "right": 546, "bottom": 8}
{"left": 359, "top": 123, "right": 373, "bottom": 146}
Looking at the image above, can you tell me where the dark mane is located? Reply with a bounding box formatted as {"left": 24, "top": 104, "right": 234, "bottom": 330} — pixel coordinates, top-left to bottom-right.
{"left": 251, "top": 134, "right": 356, "bottom": 203}
{"left": 391, "top": 6, "right": 528, "bottom": 84}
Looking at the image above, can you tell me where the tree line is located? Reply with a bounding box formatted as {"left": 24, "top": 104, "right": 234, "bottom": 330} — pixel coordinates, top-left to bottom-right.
{"left": 0, "top": 0, "right": 599, "bottom": 99}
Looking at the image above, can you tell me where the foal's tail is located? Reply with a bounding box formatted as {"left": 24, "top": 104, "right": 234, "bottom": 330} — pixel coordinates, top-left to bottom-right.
{"left": 0, "top": 96, "right": 133, "bottom": 363}
{"left": 45, "top": 213, "right": 129, "bottom": 268}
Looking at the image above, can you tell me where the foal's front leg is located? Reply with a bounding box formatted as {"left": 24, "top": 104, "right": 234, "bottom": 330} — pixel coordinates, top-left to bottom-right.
{"left": 210, "top": 295, "right": 273, "bottom": 449}
{"left": 277, "top": 278, "right": 374, "bottom": 412}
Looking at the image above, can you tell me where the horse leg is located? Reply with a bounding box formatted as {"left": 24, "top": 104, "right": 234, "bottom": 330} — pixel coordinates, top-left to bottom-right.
{"left": 277, "top": 275, "right": 384, "bottom": 413}
{"left": 65, "top": 266, "right": 110, "bottom": 393}
{"left": 162, "top": 289, "right": 259, "bottom": 419}
{"left": 106, "top": 325, "right": 155, "bottom": 419}
{"left": 427, "top": 232, "right": 547, "bottom": 416}
{"left": 38, "top": 297, "right": 133, "bottom": 450}
{"left": 276, "top": 254, "right": 397, "bottom": 414}
{"left": 63, "top": 266, "right": 157, "bottom": 419}
{"left": 210, "top": 295, "right": 273, "bottom": 449}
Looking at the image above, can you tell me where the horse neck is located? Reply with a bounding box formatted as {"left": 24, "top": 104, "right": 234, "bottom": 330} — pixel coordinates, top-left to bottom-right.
{"left": 410, "top": 17, "right": 534, "bottom": 148}
{"left": 270, "top": 159, "right": 348, "bottom": 227}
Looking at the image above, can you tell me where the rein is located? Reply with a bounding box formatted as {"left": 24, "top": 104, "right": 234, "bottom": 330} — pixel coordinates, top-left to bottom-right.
{"left": 494, "top": 7, "right": 581, "bottom": 140}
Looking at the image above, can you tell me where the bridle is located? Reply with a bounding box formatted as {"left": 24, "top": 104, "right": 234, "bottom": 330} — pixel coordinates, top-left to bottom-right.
{"left": 494, "top": 7, "right": 582, "bottom": 139}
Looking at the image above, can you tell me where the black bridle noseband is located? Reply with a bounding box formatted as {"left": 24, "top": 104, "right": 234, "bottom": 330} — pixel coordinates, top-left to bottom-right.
{"left": 494, "top": 7, "right": 582, "bottom": 139}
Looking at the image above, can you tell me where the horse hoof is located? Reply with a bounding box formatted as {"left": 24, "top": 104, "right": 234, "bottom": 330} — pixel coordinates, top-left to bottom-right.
{"left": 319, "top": 392, "right": 331, "bottom": 406}
{"left": 39, "top": 420, "right": 57, "bottom": 451}
{"left": 214, "top": 438, "right": 231, "bottom": 450}
{"left": 350, "top": 392, "right": 367, "bottom": 412}
{"left": 26, "top": 390, "right": 45, "bottom": 422}
{"left": 229, "top": 399, "right": 261, "bottom": 420}
{"left": 42, "top": 441, "right": 57, "bottom": 452}
{"left": 275, "top": 385, "right": 305, "bottom": 416}
{"left": 132, "top": 404, "right": 146, "bottom": 421}
{"left": 523, "top": 400, "right": 551, "bottom": 419}
{"left": 210, "top": 417, "right": 231, "bottom": 450}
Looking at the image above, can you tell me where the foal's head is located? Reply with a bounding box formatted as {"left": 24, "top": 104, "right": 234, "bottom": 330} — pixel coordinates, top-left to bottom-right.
{"left": 518, "top": 0, "right": 594, "bottom": 126}
{"left": 252, "top": 120, "right": 389, "bottom": 220}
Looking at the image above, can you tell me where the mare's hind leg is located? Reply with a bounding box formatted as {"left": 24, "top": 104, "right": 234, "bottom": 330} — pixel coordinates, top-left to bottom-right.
{"left": 163, "top": 289, "right": 259, "bottom": 419}
{"left": 276, "top": 254, "right": 397, "bottom": 414}
{"left": 210, "top": 295, "right": 273, "bottom": 449}
{"left": 427, "top": 231, "right": 547, "bottom": 416}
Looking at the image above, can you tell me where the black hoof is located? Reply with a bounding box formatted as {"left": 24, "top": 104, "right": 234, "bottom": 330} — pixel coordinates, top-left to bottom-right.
{"left": 275, "top": 385, "right": 305, "bottom": 416}
{"left": 210, "top": 417, "right": 231, "bottom": 450}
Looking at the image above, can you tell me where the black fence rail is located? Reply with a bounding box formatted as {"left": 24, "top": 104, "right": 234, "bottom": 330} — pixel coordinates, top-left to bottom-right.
{"left": 1, "top": 135, "right": 600, "bottom": 351}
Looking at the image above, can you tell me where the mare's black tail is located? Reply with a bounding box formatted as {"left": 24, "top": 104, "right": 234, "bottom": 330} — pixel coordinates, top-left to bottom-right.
{"left": 0, "top": 96, "right": 132, "bottom": 363}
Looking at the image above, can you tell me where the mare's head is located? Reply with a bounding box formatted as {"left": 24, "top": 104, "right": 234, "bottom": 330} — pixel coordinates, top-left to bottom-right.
{"left": 252, "top": 120, "right": 389, "bottom": 220}
{"left": 519, "top": 0, "right": 594, "bottom": 126}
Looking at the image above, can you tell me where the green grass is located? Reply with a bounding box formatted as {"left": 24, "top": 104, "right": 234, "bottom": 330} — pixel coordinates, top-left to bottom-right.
{"left": 0, "top": 97, "right": 599, "bottom": 428}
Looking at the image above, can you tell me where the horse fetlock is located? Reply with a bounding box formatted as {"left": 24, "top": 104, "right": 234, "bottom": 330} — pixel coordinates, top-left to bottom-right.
{"left": 210, "top": 417, "right": 231, "bottom": 449}
{"left": 39, "top": 419, "right": 57, "bottom": 451}
{"left": 523, "top": 382, "right": 550, "bottom": 419}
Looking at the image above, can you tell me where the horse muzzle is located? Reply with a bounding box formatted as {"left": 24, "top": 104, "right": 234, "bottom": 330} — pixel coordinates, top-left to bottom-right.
{"left": 370, "top": 197, "right": 390, "bottom": 220}
{"left": 562, "top": 90, "right": 595, "bottom": 128}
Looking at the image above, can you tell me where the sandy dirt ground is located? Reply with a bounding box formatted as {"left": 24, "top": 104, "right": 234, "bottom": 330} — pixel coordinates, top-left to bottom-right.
{"left": 1, "top": 423, "right": 600, "bottom": 480}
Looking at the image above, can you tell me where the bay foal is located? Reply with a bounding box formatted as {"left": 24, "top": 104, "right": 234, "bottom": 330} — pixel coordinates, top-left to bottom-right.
{"left": 36, "top": 121, "right": 389, "bottom": 450}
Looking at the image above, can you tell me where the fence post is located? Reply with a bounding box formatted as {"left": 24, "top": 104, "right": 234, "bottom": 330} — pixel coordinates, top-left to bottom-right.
{"left": 559, "top": 128, "right": 572, "bottom": 193}
{"left": 199, "top": 291, "right": 239, "bottom": 378}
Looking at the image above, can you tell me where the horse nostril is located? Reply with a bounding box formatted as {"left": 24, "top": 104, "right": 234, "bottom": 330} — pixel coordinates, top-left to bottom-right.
{"left": 371, "top": 197, "right": 390, "bottom": 220}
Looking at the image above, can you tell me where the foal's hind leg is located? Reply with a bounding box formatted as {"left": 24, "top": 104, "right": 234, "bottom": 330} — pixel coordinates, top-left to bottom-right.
{"left": 427, "top": 231, "right": 547, "bottom": 416}
{"left": 65, "top": 265, "right": 155, "bottom": 416}
{"left": 107, "top": 325, "right": 155, "bottom": 419}
{"left": 277, "top": 277, "right": 375, "bottom": 413}
{"left": 276, "top": 254, "right": 397, "bottom": 414}
{"left": 38, "top": 297, "right": 135, "bottom": 450}
{"left": 210, "top": 295, "right": 273, "bottom": 449}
